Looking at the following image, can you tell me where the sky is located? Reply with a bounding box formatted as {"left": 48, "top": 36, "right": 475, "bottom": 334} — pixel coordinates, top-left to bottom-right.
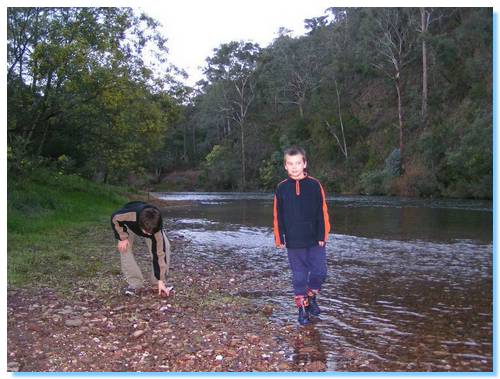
{"left": 138, "top": 0, "right": 336, "bottom": 86}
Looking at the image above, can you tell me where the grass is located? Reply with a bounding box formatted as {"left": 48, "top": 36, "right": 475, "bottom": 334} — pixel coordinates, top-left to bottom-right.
{"left": 7, "top": 168, "right": 132, "bottom": 289}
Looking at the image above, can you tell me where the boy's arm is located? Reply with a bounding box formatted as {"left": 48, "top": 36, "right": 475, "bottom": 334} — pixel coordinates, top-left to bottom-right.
{"left": 152, "top": 230, "right": 170, "bottom": 285}
{"left": 273, "top": 190, "right": 285, "bottom": 247}
{"left": 110, "top": 211, "right": 136, "bottom": 240}
{"left": 316, "top": 183, "right": 331, "bottom": 243}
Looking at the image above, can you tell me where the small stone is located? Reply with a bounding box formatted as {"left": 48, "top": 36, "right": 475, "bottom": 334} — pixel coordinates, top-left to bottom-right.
{"left": 307, "top": 361, "right": 326, "bottom": 371}
{"left": 433, "top": 350, "right": 449, "bottom": 357}
{"left": 132, "top": 330, "right": 146, "bottom": 338}
{"left": 278, "top": 362, "right": 291, "bottom": 370}
{"left": 7, "top": 362, "right": 20, "bottom": 372}
{"left": 247, "top": 335, "right": 260, "bottom": 343}
{"left": 27, "top": 323, "right": 43, "bottom": 332}
{"left": 65, "top": 318, "right": 83, "bottom": 327}
{"left": 299, "top": 346, "right": 318, "bottom": 354}
{"left": 262, "top": 305, "right": 273, "bottom": 316}
{"left": 230, "top": 338, "right": 241, "bottom": 347}
{"left": 215, "top": 355, "right": 224, "bottom": 361}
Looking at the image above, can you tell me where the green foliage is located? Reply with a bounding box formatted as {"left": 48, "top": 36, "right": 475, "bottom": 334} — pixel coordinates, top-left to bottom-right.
{"left": 403, "top": 162, "right": 441, "bottom": 198}
{"left": 7, "top": 7, "right": 181, "bottom": 184}
{"left": 359, "top": 170, "right": 390, "bottom": 196}
{"left": 172, "top": 8, "right": 493, "bottom": 198}
{"left": 8, "top": 8, "right": 492, "bottom": 198}
{"left": 259, "top": 151, "right": 284, "bottom": 190}
{"left": 441, "top": 105, "right": 492, "bottom": 198}
{"left": 200, "top": 145, "right": 240, "bottom": 190}
{"left": 384, "top": 149, "right": 401, "bottom": 177}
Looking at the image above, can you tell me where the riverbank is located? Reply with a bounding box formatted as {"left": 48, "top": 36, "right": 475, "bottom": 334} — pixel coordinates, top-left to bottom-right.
{"left": 7, "top": 219, "right": 336, "bottom": 372}
{"left": 7, "top": 171, "right": 332, "bottom": 372}
{"left": 10, "top": 173, "right": 492, "bottom": 372}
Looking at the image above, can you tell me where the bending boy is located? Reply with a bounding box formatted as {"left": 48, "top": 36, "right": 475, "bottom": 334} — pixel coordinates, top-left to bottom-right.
{"left": 111, "top": 201, "right": 172, "bottom": 297}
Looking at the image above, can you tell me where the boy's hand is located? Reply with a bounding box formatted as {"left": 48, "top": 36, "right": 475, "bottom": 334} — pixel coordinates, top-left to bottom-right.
{"left": 277, "top": 244, "right": 285, "bottom": 249}
{"left": 318, "top": 241, "right": 325, "bottom": 247}
{"left": 158, "top": 280, "right": 172, "bottom": 297}
{"left": 117, "top": 239, "right": 129, "bottom": 253}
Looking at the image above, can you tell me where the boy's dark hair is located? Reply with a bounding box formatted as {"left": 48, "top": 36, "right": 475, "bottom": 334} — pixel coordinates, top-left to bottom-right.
{"left": 139, "top": 207, "right": 161, "bottom": 233}
{"left": 283, "top": 146, "right": 307, "bottom": 163}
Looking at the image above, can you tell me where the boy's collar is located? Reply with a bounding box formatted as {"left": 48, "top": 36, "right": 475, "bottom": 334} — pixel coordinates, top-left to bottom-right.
{"left": 288, "top": 172, "right": 308, "bottom": 181}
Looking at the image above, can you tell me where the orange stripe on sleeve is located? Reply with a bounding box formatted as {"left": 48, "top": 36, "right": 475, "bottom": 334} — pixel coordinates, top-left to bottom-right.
{"left": 320, "top": 184, "right": 331, "bottom": 241}
{"left": 273, "top": 194, "right": 283, "bottom": 246}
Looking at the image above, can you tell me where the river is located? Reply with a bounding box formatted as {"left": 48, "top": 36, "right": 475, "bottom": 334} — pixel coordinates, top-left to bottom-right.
{"left": 154, "top": 192, "right": 493, "bottom": 372}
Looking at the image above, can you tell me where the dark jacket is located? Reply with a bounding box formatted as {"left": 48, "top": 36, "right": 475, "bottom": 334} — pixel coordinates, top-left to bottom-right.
{"left": 273, "top": 175, "right": 331, "bottom": 248}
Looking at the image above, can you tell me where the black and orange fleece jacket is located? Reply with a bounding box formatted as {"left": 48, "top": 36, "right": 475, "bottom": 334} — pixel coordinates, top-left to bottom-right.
{"left": 273, "top": 175, "right": 331, "bottom": 248}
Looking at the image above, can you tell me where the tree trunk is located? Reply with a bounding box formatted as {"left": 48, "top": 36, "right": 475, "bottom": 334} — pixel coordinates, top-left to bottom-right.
{"left": 395, "top": 78, "right": 404, "bottom": 173}
{"left": 183, "top": 122, "right": 188, "bottom": 162}
{"left": 240, "top": 121, "right": 246, "bottom": 190}
{"left": 421, "top": 8, "right": 429, "bottom": 128}
{"left": 156, "top": 167, "right": 162, "bottom": 183}
{"left": 298, "top": 98, "right": 304, "bottom": 119}
{"left": 36, "top": 122, "right": 50, "bottom": 156}
{"left": 334, "top": 79, "right": 348, "bottom": 161}
{"left": 192, "top": 122, "right": 196, "bottom": 155}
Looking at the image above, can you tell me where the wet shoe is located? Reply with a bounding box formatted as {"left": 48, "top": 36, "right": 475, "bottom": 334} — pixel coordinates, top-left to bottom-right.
{"left": 307, "top": 295, "right": 321, "bottom": 316}
{"left": 298, "top": 306, "right": 311, "bottom": 325}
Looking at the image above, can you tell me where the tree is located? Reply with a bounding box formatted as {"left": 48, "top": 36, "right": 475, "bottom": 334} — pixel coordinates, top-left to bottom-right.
{"left": 202, "top": 41, "right": 261, "bottom": 189}
{"left": 325, "top": 80, "right": 348, "bottom": 161}
{"left": 365, "top": 8, "right": 417, "bottom": 172}
{"left": 7, "top": 7, "right": 180, "bottom": 181}
{"left": 260, "top": 35, "right": 323, "bottom": 119}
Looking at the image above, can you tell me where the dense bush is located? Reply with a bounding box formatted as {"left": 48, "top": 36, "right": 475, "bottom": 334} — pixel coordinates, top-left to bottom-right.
{"left": 199, "top": 145, "right": 241, "bottom": 190}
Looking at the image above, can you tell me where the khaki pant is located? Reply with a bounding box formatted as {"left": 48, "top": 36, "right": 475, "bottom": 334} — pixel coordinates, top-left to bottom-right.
{"left": 120, "top": 230, "right": 171, "bottom": 289}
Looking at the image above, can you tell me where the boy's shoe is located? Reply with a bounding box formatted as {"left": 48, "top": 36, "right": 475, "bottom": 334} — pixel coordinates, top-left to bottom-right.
{"left": 123, "top": 285, "right": 142, "bottom": 296}
{"left": 298, "top": 306, "right": 311, "bottom": 325}
{"left": 307, "top": 295, "right": 321, "bottom": 316}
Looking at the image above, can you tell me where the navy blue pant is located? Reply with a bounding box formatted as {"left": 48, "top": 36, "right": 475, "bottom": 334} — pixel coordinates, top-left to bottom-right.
{"left": 286, "top": 245, "right": 327, "bottom": 296}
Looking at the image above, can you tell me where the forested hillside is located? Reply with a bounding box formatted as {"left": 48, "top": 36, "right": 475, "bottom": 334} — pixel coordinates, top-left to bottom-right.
{"left": 8, "top": 7, "right": 493, "bottom": 199}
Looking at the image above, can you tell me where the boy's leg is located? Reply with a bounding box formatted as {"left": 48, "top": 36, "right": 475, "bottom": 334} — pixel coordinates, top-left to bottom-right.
{"left": 306, "top": 245, "right": 327, "bottom": 291}
{"left": 286, "top": 247, "right": 309, "bottom": 296}
{"left": 305, "top": 245, "right": 327, "bottom": 316}
{"left": 287, "top": 247, "right": 312, "bottom": 325}
{"left": 120, "top": 232, "right": 145, "bottom": 289}
{"left": 147, "top": 230, "right": 171, "bottom": 285}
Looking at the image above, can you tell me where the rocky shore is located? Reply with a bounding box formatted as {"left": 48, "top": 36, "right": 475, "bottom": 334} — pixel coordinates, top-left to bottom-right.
{"left": 7, "top": 228, "right": 329, "bottom": 372}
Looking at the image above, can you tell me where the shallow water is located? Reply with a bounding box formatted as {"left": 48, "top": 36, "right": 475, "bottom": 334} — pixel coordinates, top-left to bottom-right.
{"left": 155, "top": 192, "right": 493, "bottom": 372}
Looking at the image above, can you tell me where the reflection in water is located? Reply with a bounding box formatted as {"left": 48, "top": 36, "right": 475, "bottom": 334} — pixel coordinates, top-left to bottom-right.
{"left": 157, "top": 193, "right": 492, "bottom": 371}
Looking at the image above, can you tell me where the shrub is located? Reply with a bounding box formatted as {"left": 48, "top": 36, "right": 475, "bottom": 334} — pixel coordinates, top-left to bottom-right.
{"left": 359, "top": 170, "right": 389, "bottom": 195}
{"left": 200, "top": 145, "right": 240, "bottom": 190}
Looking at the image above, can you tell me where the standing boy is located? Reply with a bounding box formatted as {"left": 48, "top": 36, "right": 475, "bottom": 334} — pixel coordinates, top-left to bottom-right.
{"left": 111, "top": 201, "right": 172, "bottom": 297}
{"left": 273, "top": 147, "right": 331, "bottom": 325}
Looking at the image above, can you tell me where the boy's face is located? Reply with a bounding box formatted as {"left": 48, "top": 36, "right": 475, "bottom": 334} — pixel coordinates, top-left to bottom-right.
{"left": 284, "top": 153, "right": 307, "bottom": 179}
